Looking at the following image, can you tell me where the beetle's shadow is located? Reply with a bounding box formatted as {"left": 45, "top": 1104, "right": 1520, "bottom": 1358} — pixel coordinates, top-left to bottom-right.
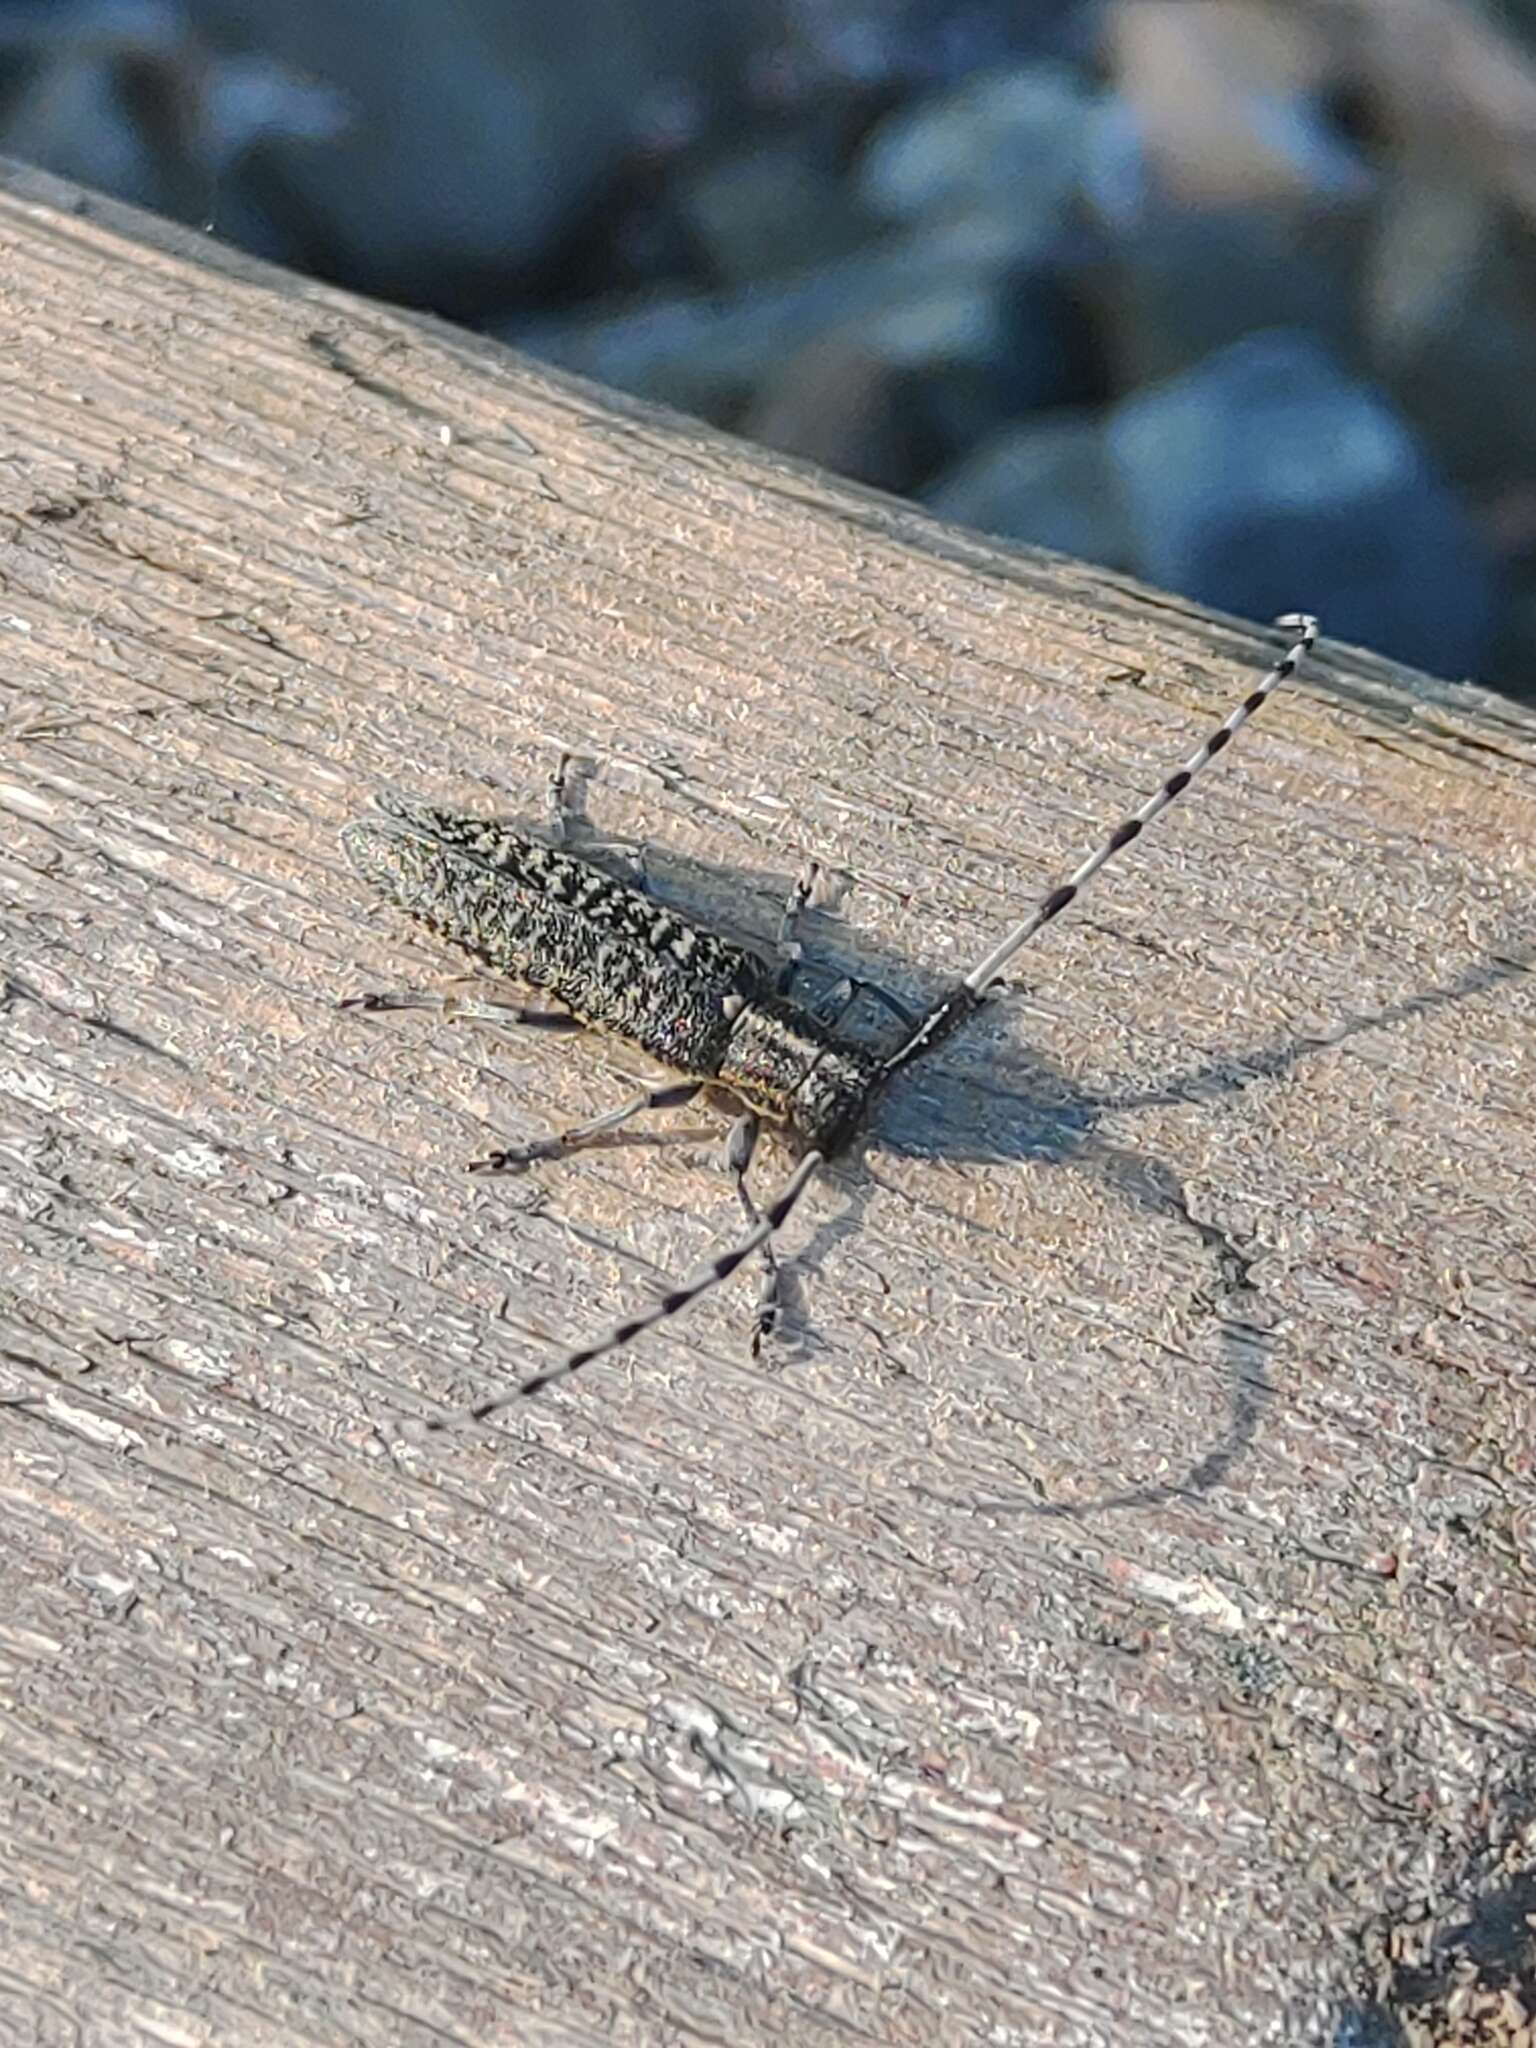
{"left": 467, "top": 779, "right": 1529, "bottom": 1519}
{"left": 1335, "top": 1746, "right": 1536, "bottom": 2047}
{"left": 799, "top": 922, "right": 1527, "bottom": 1521}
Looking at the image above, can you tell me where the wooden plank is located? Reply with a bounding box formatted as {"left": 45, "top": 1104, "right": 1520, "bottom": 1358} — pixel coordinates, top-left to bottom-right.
{"left": 2, "top": 156, "right": 1534, "bottom": 2046}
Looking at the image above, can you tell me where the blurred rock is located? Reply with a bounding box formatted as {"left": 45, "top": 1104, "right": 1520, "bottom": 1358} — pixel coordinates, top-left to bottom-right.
{"left": 743, "top": 335, "right": 935, "bottom": 492}
{"left": 1085, "top": 204, "right": 1358, "bottom": 394}
{"left": 0, "top": 0, "right": 346, "bottom": 243}
{"left": 1106, "top": 331, "right": 1498, "bottom": 677}
{"left": 511, "top": 210, "right": 1083, "bottom": 427}
{"left": 511, "top": 247, "right": 911, "bottom": 422}
{"left": 767, "top": 0, "right": 1084, "bottom": 104}
{"left": 1488, "top": 577, "right": 1536, "bottom": 704}
{"left": 677, "top": 138, "right": 870, "bottom": 285}
{"left": 1364, "top": 178, "right": 1536, "bottom": 502}
{"left": 741, "top": 260, "right": 1090, "bottom": 491}
{"left": 1346, "top": 0, "right": 1536, "bottom": 230}
{"left": 923, "top": 410, "right": 1134, "bottom": 569}
{"left": 183, "top": 0, "right": 776, "bottom": 310}
{"left": 866, "top": 260, "right": 1092, "bottom": 453}
{"left": 857, "top": 60, "right": 1095, "bottom": 247}
{"left": 1106, "top": 0, "right": 1368, "bottom": 209}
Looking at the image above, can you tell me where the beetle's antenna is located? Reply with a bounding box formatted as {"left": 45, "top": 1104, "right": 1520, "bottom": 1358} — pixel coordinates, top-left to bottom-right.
{"left": 407, "top": 1151, "right": 824, "bottom": 1433}
{"left": 881, "top": 614, "right": 1319, "bottom": 1079}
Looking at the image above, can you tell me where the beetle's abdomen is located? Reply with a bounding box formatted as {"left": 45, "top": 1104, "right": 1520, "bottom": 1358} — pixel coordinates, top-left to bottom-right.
{"left": 342, "top": 796, "right": 766, "bottom": 1077}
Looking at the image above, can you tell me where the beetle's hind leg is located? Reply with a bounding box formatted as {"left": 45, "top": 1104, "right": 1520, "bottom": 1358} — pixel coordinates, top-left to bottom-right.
{"left": 471, "top": 1080, "right": 703, "bottom": 1175}
{"left": 342, "top": 966, "right": 699, "bottom": 1177}
{"left": 339, "top": 985, "right": 582, "bottom": 1032}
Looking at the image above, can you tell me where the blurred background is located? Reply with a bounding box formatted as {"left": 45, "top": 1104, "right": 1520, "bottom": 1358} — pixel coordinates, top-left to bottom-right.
{"left": 4, "top": 0, "right": 1535, "bottom": 697}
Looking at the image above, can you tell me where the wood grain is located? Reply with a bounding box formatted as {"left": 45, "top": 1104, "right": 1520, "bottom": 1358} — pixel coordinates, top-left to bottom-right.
{"left": 2, "top": 156, "right": 1534, "bottom": 2046}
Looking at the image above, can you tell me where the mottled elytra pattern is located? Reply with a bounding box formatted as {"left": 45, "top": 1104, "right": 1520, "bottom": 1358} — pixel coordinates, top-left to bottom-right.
{"left": 371, "top": 794, "right": 760, "bottom": 990}
{"left": 342, "top": 614, "right": 1319, "bottom": 1433}
{"left": 342, "top": 794, "right": 764, "bottom": 1081}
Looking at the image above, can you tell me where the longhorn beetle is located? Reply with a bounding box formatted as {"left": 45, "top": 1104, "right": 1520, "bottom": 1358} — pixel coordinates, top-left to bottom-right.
{"left": 341, "top": 613, "right": 1318, "bottom": 1433}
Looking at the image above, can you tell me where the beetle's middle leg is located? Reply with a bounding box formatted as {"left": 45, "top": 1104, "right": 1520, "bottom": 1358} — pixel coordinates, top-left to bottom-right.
{"left": 774, "top": 860, "right": 919, "bottom": 1040}
{"left": 547, "top": 750, "right": 648, "bottom": 882}
{"left": 725, "top": 1110, "right": 780, "bottom": 1357}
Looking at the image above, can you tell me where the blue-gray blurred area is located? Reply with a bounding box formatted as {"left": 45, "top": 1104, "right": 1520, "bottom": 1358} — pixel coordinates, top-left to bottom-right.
{"left": 4, "top": 0, "right": 1535, "bottom": 696}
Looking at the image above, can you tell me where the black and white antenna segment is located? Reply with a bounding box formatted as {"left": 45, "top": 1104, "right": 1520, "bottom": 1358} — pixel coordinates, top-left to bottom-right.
{"left": 341, "top": 612, "right": 1319, "bottom": 1434}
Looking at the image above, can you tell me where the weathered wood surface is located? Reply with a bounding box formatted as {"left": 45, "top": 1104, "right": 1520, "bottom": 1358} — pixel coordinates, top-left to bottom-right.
{"left": 2, "top": 158, "right": 1535, "bottom": 2048}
